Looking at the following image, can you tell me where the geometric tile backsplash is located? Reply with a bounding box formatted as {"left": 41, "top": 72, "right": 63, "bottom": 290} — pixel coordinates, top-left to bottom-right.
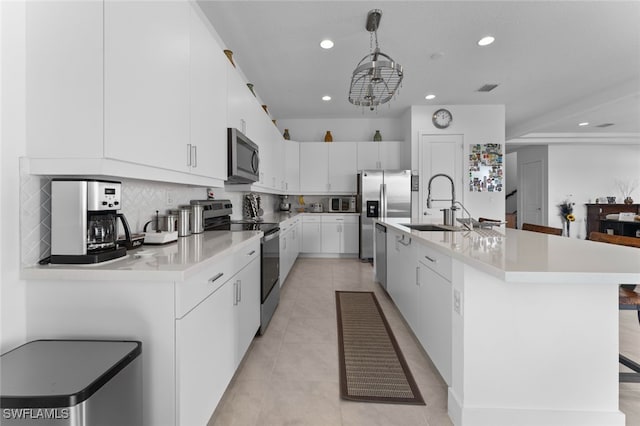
{"left": 19, "top": 169, "right": 279, "bottom": 266}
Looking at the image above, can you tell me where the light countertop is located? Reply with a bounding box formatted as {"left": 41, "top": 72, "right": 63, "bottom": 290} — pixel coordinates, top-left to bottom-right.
{"left": 262, "top": 211, "right": 359, "bottom": 224}
{"left": 380, "top": 218, "right": 640, "bottom": 284}
{"left": 22, "top": 230, "right": 262, "bottom": 282}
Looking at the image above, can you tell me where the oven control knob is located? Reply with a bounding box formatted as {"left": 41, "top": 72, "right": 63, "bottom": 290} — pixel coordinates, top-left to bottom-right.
{"left": 114, "top": 201, "right": 119, "bottom": 206}
{"left": 102, "top": 201, "right": 108, "bottom": 206}
{"left": 108, "top": 203, "right": 113, "bottom": 208}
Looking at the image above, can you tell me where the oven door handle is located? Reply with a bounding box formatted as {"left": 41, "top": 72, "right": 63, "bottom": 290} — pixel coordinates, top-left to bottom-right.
{"left": 262, "top": 231, "right": 280, "bottom": 242}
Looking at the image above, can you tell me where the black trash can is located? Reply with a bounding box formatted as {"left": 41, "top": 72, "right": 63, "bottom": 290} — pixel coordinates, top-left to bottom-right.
{"left": 1, "top": 340, "right": 141, "bottom": 426}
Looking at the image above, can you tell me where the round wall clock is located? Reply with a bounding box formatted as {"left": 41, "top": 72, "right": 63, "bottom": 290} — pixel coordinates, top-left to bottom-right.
{"left": 432, "top": 109, "right": 453, "bottom": 129}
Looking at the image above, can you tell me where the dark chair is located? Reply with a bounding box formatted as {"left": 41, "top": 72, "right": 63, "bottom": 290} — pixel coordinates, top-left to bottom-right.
{"left": 521, "top": 223, "right": 563, "bottom": 236}
{"left": 589, "top": 231, "right": 640, "bottom": 382}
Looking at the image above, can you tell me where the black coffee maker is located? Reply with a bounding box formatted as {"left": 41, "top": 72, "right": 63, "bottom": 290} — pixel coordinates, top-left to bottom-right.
{"left": 50, "top": 179, "right": 129, "bottom": 264}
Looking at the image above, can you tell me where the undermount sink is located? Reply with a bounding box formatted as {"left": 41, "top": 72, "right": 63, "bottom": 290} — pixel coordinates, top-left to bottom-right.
{"left": 400, "top": 223, "right": 466, "bottom": 232}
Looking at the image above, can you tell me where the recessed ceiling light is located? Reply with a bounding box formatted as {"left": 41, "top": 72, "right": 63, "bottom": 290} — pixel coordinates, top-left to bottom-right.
{"left": 578, "top": 122, "right": 589, "bottom": 126}
{"left": 477, "top": 36, "right": 495, "bottom": 46}
{"left": 425, "top": 94, "right": 436, "bottom": 100}
{"left": 320, "top": 39, "right": 334, "bottom": 49}
{"left": 322, "top": 95, "right": 332, "bottom": 101}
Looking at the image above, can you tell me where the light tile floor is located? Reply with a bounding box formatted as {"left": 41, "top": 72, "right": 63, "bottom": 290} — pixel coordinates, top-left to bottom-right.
{"left": 209, "top": 258, "right": 640, "bottom": 426}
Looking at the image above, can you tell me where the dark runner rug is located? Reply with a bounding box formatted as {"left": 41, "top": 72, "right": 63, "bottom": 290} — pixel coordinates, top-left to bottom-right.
{"left": 335, "top": 291, "right": 425, "bottom": 405}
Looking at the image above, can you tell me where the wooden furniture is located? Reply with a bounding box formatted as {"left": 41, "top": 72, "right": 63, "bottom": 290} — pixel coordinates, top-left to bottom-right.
{"left": 505, "top": 213, "right": 517, "bottom": 229}
{"left": 588, "top": 231, "right": 640, "bottom": 248}
{"left": 588, "top": 231, "right": 640, "bottom": 383}
{"left": 521, "top": 222, "right": 563, "bottom": 235}
{"left": 585, "top": 203, "right": 640, "bottom": 237}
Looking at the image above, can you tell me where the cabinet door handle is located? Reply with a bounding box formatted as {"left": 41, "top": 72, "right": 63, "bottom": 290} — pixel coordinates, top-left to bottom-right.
{"left": 191, "top": 145, "right": 197, "bottom": 168}
{"left": 424, "top": 255, "right": 437, "bottom": 263}
{"left": 416, "top": 266, "right": 420, "bottom": 286}
{"left": 233, "top": 281, "right": 239, "bottom": 305}
{"left": 397, "top": 235, "right": 411, "bottom": 246}
{"left": 238, "top": 280, "right": 242, "bottom": 302}
{"left": 248, "top": 250, "right": 256, "bottom": 256}
{"left": 208, "top": 272, "right": 224, "bottom": 284}
{"left": 186, "top": 144, "right": 192, "bottom": 166}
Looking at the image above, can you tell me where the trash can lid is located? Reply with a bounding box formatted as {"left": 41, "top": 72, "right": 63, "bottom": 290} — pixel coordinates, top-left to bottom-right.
{"left": 1, "top": 340, "right": 141, "bottom": 408}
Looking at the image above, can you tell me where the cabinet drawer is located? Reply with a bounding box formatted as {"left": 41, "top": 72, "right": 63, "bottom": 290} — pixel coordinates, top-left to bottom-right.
{"left": 321, "top": 215, "right": 358, "bottom": 224}
{"left": 233, "top": 240, "right": 260, "bottom": 272}
{"left": 175, "top": 256, "right": 235, "bottom": 319}
{"left": 417, "top": 243, "right": 452, "bottom": 282}
{"left": 302, "top": 215, "right": 321, "bottom": 223}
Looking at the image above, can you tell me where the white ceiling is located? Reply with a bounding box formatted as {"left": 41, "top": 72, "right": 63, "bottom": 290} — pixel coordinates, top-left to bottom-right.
{"left": 199, "top": 0, "right": 640, "bottom": 140}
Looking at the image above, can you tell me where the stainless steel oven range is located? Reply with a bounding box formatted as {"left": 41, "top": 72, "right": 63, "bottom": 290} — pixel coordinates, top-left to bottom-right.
{"left": 192, "top": 199, "right": 279, "bottom": 335}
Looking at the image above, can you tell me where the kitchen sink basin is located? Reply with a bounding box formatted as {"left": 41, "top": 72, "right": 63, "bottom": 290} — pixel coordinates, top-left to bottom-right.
{"left": 400, "top": 223, "right": 466, "bottom": 232}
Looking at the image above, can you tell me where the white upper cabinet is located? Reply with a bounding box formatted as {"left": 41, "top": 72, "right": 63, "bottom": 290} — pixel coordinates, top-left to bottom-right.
{"left": 357, "top": 141, "right": 405, "bottom": 170}
{"left": 104, "top": 0, "right": 190, "bottom": 172}
{"left": 299, "top": 143, "right": 330, "bottom": 193}
{"left": 25, "top": 1, "right": 228, "bottom": 186}
{"left": 188, "top": 4, "right": 228, "bottom": 180}
{"left": 284, "top": 140, "right": 300, "bottom": 193}
{"left": 26, "top": 1, "right": 104, "bottom": 158}
{"left": 328, "top": 143, "right": 357, "bottom": 193}
{"left": 300, "top": 142, "right": 357, "bottom": 194}
{"left": 226, "top": 62, "right": 254, "bottom": 135}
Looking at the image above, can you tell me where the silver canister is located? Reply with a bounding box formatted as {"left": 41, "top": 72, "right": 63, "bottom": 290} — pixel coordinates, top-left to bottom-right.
{"left": 163, "top": 212, "right": 178, "bottom": 233}
{"left": 191, "top": 204, "right": 204, "bottom": 234}
{"left": 177, "top": 206, "right": 191, "bottom": 237}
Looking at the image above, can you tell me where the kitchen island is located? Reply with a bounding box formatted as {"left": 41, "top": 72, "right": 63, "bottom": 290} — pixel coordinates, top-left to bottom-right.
{"left": 377, "top": 219, "right": 640, "bottom": 426}
{"left": 22, "top": 231, "right": 262, "bottom": 426}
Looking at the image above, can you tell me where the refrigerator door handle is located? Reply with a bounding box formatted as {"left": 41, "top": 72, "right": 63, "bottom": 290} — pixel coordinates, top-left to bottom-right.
{"left": 380, "top": 183, "right": 387, "bottom": 218}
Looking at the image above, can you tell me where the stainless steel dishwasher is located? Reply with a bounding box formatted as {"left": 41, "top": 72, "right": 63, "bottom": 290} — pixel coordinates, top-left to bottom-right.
{"left": 375, "top": 223, "right": 387, "bottom": 289}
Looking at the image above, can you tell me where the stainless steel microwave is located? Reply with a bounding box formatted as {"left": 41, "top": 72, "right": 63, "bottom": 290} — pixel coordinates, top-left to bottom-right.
{"left": 329, "top": 197, "right": 356, "bottom": 213}
{"left": 227, "top": 128, "right": 259, "bottom": 183}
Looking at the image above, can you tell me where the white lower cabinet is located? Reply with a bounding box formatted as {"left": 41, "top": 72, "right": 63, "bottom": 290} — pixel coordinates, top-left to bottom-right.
{"left": 279, "top": 217, "right": 300, "bottom": 285}
{"left": 176, "top": 280, "right": 234, "bottom": 426}
{"left": 386, "top": 228, "right": 418, "bottom": 329}
{"left": 386, "top": 228, "right": 452, "bottom": 386}
{"left": 233, "top": 257, "right": 261, "bottom": 363}
{"left": 26, "top": 238, "right": 261, "bottom": 426}
{"left": 416, "top": 243, "right": 452, "bottom": 385}
{"left": 301, "top": 215, "right": 322, "bottom": 253}
{"left": 320, "top": 215, "right": 359, "bottom": 254}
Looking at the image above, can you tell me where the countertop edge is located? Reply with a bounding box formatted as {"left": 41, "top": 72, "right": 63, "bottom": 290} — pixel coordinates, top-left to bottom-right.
{"left": 21, "top": 232, "right": 263, "bottom": 282}
{"left": 379, "top": 219, "right": 640, "bottom": 282}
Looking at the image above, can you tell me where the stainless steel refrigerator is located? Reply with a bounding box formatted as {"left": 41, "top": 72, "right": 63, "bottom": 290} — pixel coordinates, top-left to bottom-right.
{"left": 358, "top": 170, "right": 412, "bottom": 260}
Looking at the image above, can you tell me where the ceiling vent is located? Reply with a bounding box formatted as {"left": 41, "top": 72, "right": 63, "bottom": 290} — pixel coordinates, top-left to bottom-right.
{"left": 477, "top": 84, "right": 499, "bottom": 92}
{"left": 595, "top": 123, "right": 615, "bottom": 128}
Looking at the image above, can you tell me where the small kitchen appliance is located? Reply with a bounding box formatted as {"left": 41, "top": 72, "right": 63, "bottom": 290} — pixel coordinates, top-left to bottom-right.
{"left": 310, "top": 202, "right": 323, "bottom": 213}
{"left": 50, "top": 179, "right": 127, "bottom": 264}
{"left": 329, "top": 197, "right": 356, "bottom": 213}
{"left": 227, "top": 128, "right": 260, "bottom": 184}
{"left": 279, "top": 195, "right": 291, "bottom": 212}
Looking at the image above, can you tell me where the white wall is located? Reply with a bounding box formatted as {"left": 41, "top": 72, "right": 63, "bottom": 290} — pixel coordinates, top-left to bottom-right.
{"left": 547, "top": 144, "right": 640, "bottom": 239}
{"left": 410, "top": 105, "right": 506, "bottom": 221}
{"left": 505, "top": 152, "right": 518, "bottom": 214}
{"left": 1, "top": 0, "right": 27, "bottom": 352}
